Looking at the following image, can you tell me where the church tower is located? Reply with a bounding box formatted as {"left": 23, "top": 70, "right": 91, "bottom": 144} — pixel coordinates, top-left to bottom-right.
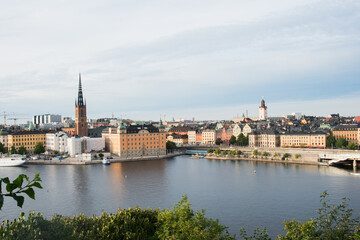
{"left": 75, "top": 73, "right": 88, "bottom": 137}
{"left": 259, "top": 98, "right": 267, "bottom": 121}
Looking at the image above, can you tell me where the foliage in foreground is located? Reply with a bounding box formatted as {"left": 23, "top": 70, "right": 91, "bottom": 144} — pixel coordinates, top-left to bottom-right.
{"left": 1, "top": 192, "right": 360, "bottom": 239}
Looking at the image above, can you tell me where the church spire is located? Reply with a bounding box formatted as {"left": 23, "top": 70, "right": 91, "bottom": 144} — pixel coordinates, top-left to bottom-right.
{"left": 77, "top": 73, "right": 84, "bottom": 107}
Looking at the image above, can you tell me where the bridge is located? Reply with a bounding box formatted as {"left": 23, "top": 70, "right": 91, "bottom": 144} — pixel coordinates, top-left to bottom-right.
{"left": 319, "top": 153, "right": 360, "bottom": 168}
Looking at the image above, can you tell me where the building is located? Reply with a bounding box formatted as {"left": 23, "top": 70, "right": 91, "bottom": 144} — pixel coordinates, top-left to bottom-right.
{"left": 67, "top": 136, "right": 105, "bottom": 157}
{"left": 259, "top": 99, "right": 267, "bottom": 121}
{"left": 188, "top": 130, "right": 196, "bottom": 145}
{"left": 0, "top": 129, "right": 9, "bottom": 152}
{"left": 332, "top": 124, "right": 359, "bottom": 144}
{"left": 102, "top": 121, "right": 166, "bottom": 157}
{"left": 242, "top": 124, "right": 255, "bottom": 136}
{"left": 75, "top": 74, "right": 88, "bottom": 137}
{"left": 7, "top": 131, "right": 47, "bottom": 152}
{"left": 280, "top": 132, "right": 326, "bottom": 148}
{"left": 232, "top": 124, "right": 242, "bottom": 137}
{"left": 61, "top": 127, "right": 76, "bottom": 137}
{"left": 167, "top": 126, "right": 193, "bottom": 135}
{"left": 46, "top": 131, "right": 69, "bottom": 153}
{"left": 249, "top": 129, "right": 280, "bottom": 148}
{"left": 33, "top": 114, "right": 62, "bottom": 125}
{"left": 201, "top": 129, "right": 216, "bottom": 145}
{"left": 167, "top": 134, "right": 188, "bottom": 145}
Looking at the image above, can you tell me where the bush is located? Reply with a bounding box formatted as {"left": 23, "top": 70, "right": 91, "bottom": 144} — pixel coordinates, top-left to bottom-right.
{"left": 253, "top": 149, "right": 259, "bottom": 157}
{"left": 283, "top": 153, "right": 291, "bottom": 159}
{"left": 222, "top": 150, "right": 228, "bottom": 156}
{"left": 214, "top": 148, "right": 221, "bottom": 155}
{"left": 236, "top": 150, "right": 242, "bottom": 155}
{"left": 262, "top": 151, "right": 269, "bottom": 157}
{"left": 230, "top": 150, "right": 236, "bottom": 156}
{"left": 295, "top": 154, "right": 301, "bottom": 159}
{"left": 207, "top": 148, "right": 214, "bottom": 153}
{"left": 98, "top": 153, "right": 104, "bottom": 158}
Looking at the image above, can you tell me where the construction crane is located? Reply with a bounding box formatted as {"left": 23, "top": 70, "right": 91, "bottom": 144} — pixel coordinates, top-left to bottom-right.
{"left": 8, "top": 117, "right": 29, "bottom": 128}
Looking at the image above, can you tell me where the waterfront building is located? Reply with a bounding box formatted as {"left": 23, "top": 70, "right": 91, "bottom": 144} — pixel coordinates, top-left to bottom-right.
{"left": 33, "top": 114, "right": 62, "bottom": 125}
{"left": 332, "top": 124, "right": 359, "bottom": 144}
{"left": 75, "top": 74, "right": 88, "bottom": 137}
{"left": 280, "top": 132, "right": 326, "bottom": 148}
{"left": 188, "top": 130, "right": 196, "bottom": 145}
{"left": 249, "top": 129, "right": 280, "bottom": 148}
{"left": 46, "top": 131, "right": 68, "bottom": 153}
{"left": 102, "top": 121, "right": 166, "bottom": 157}
{"left": 67, "top": 136, "right": 105, "bottom": 157}
{"left": 167, "top": 134, "right": 188, "bottom": 145}
{"left": 0, "top": 129, "right": 9, "bottom": 151}
{"left": 201, "top": 129, "right": 216, "bottom": 145}
{"left": 7, "top": 131, "right": 47, "bottom": 152}
{"left": 259, "top": 99, "right": 268, "bottom": 121}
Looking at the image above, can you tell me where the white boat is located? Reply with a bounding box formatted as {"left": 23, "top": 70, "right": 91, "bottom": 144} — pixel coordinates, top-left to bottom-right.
{"left": 0, "top": 154, "right": 28, "bottom": 167}
{"left": 102, "top": 158, "right": 111, "bottom": 165}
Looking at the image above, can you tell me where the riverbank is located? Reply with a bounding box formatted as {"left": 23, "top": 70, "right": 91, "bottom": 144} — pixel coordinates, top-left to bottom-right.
{"left": 25, "top": 152, "right": 184, "bottom": 165}
{"left": 204, "top": 155, "right": 329, "bottom": 166}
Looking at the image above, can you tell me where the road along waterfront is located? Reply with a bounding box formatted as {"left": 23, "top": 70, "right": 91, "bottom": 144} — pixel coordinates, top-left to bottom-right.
{"left": 1, "top": 155, "right": 359, "bottom": 238}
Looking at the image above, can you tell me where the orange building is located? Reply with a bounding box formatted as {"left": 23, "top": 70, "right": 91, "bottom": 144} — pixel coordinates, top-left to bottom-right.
{"left": 332, "top": 124, "right": 359, "bottom": 144}
{"left": 102, "top": 122, "right": 166, "bottom": 157}
{"left": 61, "top": 127, "right": 76, "bottom": 136}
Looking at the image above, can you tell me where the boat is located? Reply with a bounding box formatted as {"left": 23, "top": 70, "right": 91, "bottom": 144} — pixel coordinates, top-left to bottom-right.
{"left": 0, "top": 154, "right": 28, "bottom": 167}
{"left": 102, "top": 158, "right": 111, "bottom": 165}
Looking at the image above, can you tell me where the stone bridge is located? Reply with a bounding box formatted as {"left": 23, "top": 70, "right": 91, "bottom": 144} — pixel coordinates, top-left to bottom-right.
{"left": 319, "top": 153, "right": 360, "bottom": 168}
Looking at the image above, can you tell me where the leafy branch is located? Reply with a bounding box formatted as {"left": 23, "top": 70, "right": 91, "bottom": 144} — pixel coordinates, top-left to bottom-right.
{"left": 0, "top": 173, "right": 43, "bottom": 210}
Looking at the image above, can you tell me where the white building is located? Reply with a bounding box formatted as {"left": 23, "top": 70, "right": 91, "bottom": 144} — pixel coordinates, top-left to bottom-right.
{"left": 201, "top": 129, "right": 216, "bottom": 145}
{"left": 67, "top": 137, "right": 105, "bottom": 157}
{"left": 188, "top": 130, "right": 196, "bottom": 145}
{"left": 46, "top": 131, "right": 69, "bottom": 153}
{"left": 232, "top": 124, "right": 242, "bottom": 137}
{"left": 33, "top": 114, "right": 62, "bottom": 125}
{"left": 259, "top": 99, "right": 267, "bottom": 121}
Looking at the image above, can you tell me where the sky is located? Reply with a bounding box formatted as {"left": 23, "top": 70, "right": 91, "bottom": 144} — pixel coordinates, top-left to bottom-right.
{"left": 0, "top": 0, "right": 359, "bottom": 123}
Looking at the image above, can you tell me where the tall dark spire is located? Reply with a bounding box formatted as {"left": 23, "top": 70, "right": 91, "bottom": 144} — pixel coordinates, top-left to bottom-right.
{"left": 77, "top": 73, "right": 84, "bottom": 107}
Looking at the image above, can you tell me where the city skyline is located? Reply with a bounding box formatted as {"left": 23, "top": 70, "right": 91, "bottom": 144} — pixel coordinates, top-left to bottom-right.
{"left": 0, "top": 0, "right": 359, "bottom": 122}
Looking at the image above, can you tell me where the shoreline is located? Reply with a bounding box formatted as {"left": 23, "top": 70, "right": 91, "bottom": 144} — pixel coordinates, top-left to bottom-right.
{"left": 25, "top": 152, "right": 184, "bottom": 165}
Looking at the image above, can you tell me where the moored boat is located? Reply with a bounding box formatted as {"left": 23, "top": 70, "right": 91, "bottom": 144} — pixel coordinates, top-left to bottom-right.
{"left": 0, "top": 154, "right": 28, "bottom": 167}
{"left": 102, "top": 158, "right": 111, "bottom": 165}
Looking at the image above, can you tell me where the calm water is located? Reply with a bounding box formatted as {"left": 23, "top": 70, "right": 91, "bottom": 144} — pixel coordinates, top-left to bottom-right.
{"left": 1, "top": 155, "right": 360, "bottom": 238}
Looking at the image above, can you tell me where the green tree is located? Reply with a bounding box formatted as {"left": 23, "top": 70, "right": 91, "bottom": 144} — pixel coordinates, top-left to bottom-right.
{"left": 295, "top": 154, "right": 301, "bottom": 159}
{"left": 18, "top": 146, "right": 27, "bottom": 155}
{"left": 53, "top": 150, "right": 59, "bottom": 155}
{"left": 166, "top": 141, "right": 176, "bottom": 150}
{"left": 262, "top": 151, "right": 269, "bottom": 157}
{"left": 230, "top": 150, "right": 236, "bottom": 156}
{"left": 283, "top": 153, "right": 291, "bottom": 160}
{"left": 237, "top": 133, "right": 249, "bottom": 146}
{"left": 10, "top": 145, "right": 17, "bottom": 154}
{"left": 94, "top": 154, "right": 98, "bottom": 159}
{"left": 214, "top": 148, "right": 221, "bottom": 155}
{"left": 156, "top": 196, "right": 235, "bottom": 240}
{"left": 326, "top": 135, "right": 336, "bottom": 148}
{"left": 215, "top": 138, "right": 223, "bottom": 145}
{"left": 278, "top": 191, "right": 360, "bottom": 239}
{"left": 222, "top": 150, "right": 228, "bottom": 156}
{"left": 253, "top": 149, "right": 259, "bottom": 157}
{"left": 0, "top": 142, "right": 5, "bottom": 154}
{"left": 348, "top": 142, "right": 357, "bottom": 150}
{"left": 335, "top": 138, "right": 348, "bottom": 148}
{"left": 229, "top": 135, "right": 236, "bottom": 145}
{"left": 207, "top": 148, "right": 214, "bottom": 154}
{"left": 34, "top": 142, "right": 45, "bottom": 155}
{"left": 98, "top": 153, "right": 104, "bottom": 158}
{"left": 236, "top": 150, "right": 242, "bottom": 155}
{"left": 0, "top": 173, "right": 42, "bottom": 210}
{"left": 273, "top": 152, "right": 279, "bottom": 157}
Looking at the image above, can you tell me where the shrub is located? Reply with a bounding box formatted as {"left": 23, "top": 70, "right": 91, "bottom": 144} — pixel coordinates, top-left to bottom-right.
{"left": 262, "top": 151, "right": 269, "bottom": 157}
{"left": 253, "top": 150, "right": 259, "bottom": 157}
{"left": 222, "top": 150, "right": 228, "bottom": 156}
{"left": 214, "top": 148, "right": 221, "bottom": 155}
{"left": 207, "top": 148, "right": 214, "bottom": 154}
{"left": 230, "top": 150, "right": 236, "bottom": 156}
{"left": 236, "top": 150, "right": 242, "bottom": 155}
{"left": 295, "top": 154, "right": 301, "bottom": 159}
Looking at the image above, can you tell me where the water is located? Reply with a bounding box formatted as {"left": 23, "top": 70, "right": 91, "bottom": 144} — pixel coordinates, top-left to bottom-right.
{"left": 1, "top": 155, "right": 360, "bottom": 238}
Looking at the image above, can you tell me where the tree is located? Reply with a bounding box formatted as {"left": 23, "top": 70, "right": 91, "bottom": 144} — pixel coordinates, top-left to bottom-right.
{"left": 262, "top": 151, "right": 269, "bottom": 157}
{"left": 157, "top": 196, "right": 235, "bottom": 240}
{"left": 0, "top": 142, "right": 5, "bottom": 154}
{"left": 278, "top": 191, "right": 360, "bottom": 239}
{"left": 54, "top": 150, "right": 59, "bottom": 155}
{"left": 326, "top": 135, "right": 336, "bottom": 148}
{"left": 10, "top": 145, "right": 17, "bottom": 154}
{"left": 34, "top": 142, "right": 45, "bottom": 155}
{"left": 230, "top": 150, "right": 236, "bottom": 156}
{"left": 335, "top": 138, "right": 348, "bottom": 148}
{"left": 0, "top": 173, "right": 42, "bottom": 210}
{"left": 166, "top": 141, "right": 176, "bottom": 150}
{"left": 283, "top": 153, "right": 291, "bottom": 160}
{"left": 273, "top": 152, "right": 279, "bottom": 157}
{"left": 214, "top": 148, "right": 221, "bottom": 155}
{"left": 222, "top": 150, "right": 228, "bottom": 156}
{"left": 236, "top": 150, "right": 242, "bottom": 156}
{"left": 253, "top": 149, "right": 259, "bottom": 157}
{"left": 347, "top": 142, "right": 357, "bottom": 150}
{"left": 236, "top": 133, "right": 249, "bottom": 146}
{"left": 229, "top": 135, "right": 236, "bottom": 145}
{"left": 18, "top": 146, "right": 27, "bottom": 155}
{"left": 207, "top": 148, "right": 214, "bottom": 153}
{"left": 98, "top": 153, "right": 104, "bottom": 158}
{"left": 295, "top": 154, "right": 301, "bottom": 159}
{"left": 94, "top": 154, "right": 98, "bottom": 159}
{"left": 215, "top": 138, "right": 223, "bottom": 145}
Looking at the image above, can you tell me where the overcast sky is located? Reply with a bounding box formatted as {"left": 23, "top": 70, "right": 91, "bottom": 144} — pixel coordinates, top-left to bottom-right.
{"left": 0, "top": 0, "right": 359, "bottom": 122}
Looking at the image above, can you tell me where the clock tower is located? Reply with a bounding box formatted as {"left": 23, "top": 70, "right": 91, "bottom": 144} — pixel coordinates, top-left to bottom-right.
{"left": 75, "top": 73, "right": 88, "bottom": 137}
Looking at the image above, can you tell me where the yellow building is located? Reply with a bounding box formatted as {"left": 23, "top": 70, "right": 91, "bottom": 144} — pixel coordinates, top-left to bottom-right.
{"left": 102, "top": 122, "right": 166, "bottom": 157}
{"left": 167, "top": 134, "right": 188, "bottom": 145}
{"left": 8, "top": 131, "right": 47, "bottom": 152}
{"left": 332, "top": 125, "right": 359, "bottom": 144}
{"left": 280, "top": 132, "right": 326, "bottom": 148}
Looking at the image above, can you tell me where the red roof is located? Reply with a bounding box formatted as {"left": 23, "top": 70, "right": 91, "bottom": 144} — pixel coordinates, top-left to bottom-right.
{"left": 354, "top": 116, "right": 360, "bottom": 122}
